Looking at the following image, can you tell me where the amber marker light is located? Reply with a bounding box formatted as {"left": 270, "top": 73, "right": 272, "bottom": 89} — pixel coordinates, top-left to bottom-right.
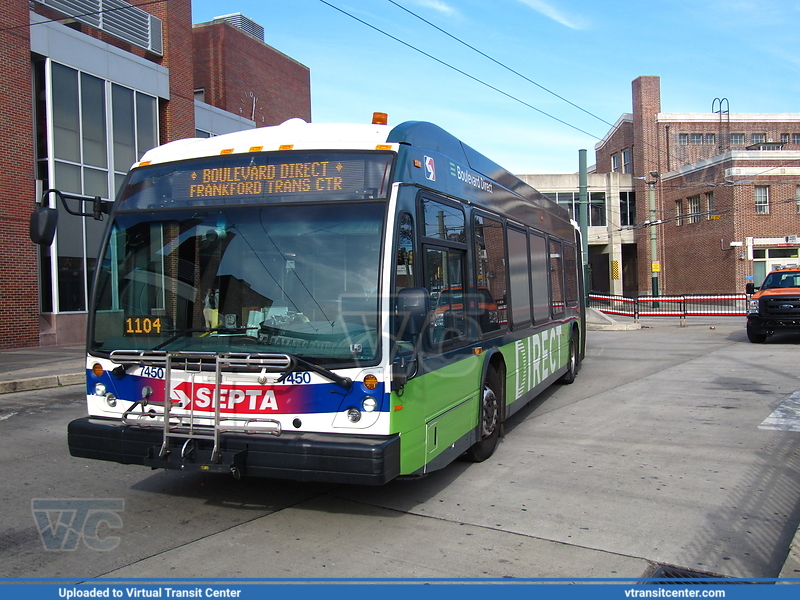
{"left": 375, "top": 144, "right": 392, "bottom": 151}
{"left": 279, "top": 144, "right": 294, "bottom": 151}
{"left": 220, "top": 148, "right": 234, "bottom": 155}
{"left": 363, "top": 374, "right": 379, "bottom": 390}
{"left": 92, "top": 363, "right": 104, "bottom": 377}
{"left": 372, "top": 112, "right": 388, "bottom": 125}
{"left": 249, "top": 146, "right": 264, "bottom": 152}
{"left": 138, "top": 160, "right": 151, "bottom": 167}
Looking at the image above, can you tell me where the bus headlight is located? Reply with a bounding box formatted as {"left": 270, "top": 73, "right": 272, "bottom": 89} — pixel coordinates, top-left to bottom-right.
{"left": 105, "top": 393, "right": 117, "bottom": 408}
{"left": 362, "top": 396, "right": 377, "bottom": 412}
{"left": 94, "top": 383, "right": 107, "bottom": 396}
{"left": 346, "top": 407, "right": 362, "bottom": 423}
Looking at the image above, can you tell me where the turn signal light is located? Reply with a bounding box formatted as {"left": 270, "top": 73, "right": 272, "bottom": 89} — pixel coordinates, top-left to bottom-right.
{"left": 363, "top": 374, "right": 379, "bottom": 390}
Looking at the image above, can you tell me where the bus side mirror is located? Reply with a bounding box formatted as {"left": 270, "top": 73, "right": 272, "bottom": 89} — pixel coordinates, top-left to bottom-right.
{"left": 745, "top": 283, "right": 755, "bottom": 295}
{"left": 396, "top": 287, "right": 430, "bottom": 337}
{"left": 30, "top": 206, "right": 58, "bottom": 246}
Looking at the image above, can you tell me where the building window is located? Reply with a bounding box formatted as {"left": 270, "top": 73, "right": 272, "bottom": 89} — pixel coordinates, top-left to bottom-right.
{"left": 622, "top": 149, "right": 631, "bottom": 174}
{"left": 752, "top": 133, "right": 766, "bottom": 144}
{"left": 679, "top": 133, "right": 689, "bottom": 145}
{"left": 731, "top": 133, "right": 745, "bottom": 145}
{"left": 620, "top": 191, "right": 636, "bottom": 227}
{"left": 796, "top": 186, "right": 800, "bottom": 213}
{"left": 590, "top": 192, "right": 606, "bottom": 227}
{"left": 705, "top": 191, "right": 715, "bottom": 219}
{"left": 690, "top": 133, "right": 703, "bottom": 145}
{"left": 705, "top": 133, "right": 716, "bottom": 145}
{"left": 687, "top": 195, "right": 701, "bottom": 224}
{"left": 793, "top": 134, "right": 800, "bottom": 145}
{"left": 675, "top": 200, "right": 683, "bottom": 226}
{"left": 611, "top": 153, "right": 620, "bottom": 173}
{"left": 43, "top": 60, "right": 159, "bottom": 313}
{"left": 755, "top": 185, "right": 770, "bottom": 214}
{"left": 782, "top": 133, "right": 790, "bottom": 144}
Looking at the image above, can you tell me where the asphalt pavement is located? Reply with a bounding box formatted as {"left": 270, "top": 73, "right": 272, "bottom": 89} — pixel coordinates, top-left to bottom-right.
{"left": 2, "top": 310, "right": 799, "bottom": 580}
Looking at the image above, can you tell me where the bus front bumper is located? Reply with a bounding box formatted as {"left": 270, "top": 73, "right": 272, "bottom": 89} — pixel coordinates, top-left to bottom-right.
{"left": 68, "top": 417, "right": 401, "bottom": 485}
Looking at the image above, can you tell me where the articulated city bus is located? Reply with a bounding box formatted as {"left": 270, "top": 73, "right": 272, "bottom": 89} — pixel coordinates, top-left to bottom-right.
{"left": 43, "top": 116, "right": 585, "bottom": 484}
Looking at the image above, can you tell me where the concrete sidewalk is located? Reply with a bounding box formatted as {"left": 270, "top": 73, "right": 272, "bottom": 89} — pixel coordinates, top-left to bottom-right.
{"left": 0, "top": 343, "right": 84, "bottom": 394}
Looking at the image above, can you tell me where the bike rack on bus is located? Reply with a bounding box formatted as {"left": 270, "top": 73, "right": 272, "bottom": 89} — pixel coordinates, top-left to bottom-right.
{"left": 112, "top": 350, "right": 289, "bottom": 472}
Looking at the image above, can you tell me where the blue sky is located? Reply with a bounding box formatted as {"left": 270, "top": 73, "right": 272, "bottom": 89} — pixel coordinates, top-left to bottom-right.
{"left": 191, "top": 0, "right": 800, "bottom": 174}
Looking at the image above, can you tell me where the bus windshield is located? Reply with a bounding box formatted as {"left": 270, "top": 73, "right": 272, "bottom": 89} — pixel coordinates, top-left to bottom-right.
{"left": 90, "top": 202, "right": 385, "bottom": 365}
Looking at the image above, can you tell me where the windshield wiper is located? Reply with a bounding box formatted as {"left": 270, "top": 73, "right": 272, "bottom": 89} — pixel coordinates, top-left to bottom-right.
{"left": 151, "top": 327, "right": 249, "bottom": 351}
{"left": 277, "top": 355, "right": 353, "bottom": 391}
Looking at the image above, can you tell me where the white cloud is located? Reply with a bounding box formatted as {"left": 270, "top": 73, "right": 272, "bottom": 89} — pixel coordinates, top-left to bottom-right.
{"left": 412, "top": 0, "right": 460, "bottom": 18}
{"left": 515, "top": 0, "right": 588, "bottom": 30}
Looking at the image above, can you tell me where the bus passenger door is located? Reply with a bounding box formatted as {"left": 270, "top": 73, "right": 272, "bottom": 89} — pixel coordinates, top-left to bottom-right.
{"left": 419, "top": 245, "right": 481, "bottom": 469}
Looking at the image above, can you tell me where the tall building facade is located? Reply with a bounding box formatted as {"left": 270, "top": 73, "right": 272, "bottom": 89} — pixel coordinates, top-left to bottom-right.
{"left": 1, "top": 1, "right": 310, "bottom": 348}
{"left": 595, "top": 76, "right": 800, "bottom": 295}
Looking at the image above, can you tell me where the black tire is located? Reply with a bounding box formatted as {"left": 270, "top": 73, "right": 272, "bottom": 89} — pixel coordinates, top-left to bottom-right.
{"left": 558, "top": 333, "right": 578, "bottom": 384}
{"left": 464, "top": 365, "right": 502, "bottom": 462}
{"left": 746, "top": 322, "right": 767, "bottom": 343}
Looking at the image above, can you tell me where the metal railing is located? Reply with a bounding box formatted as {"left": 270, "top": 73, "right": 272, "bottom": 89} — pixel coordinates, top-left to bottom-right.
{"left": 589, "top": 293, "right": 748, "bottom": 320}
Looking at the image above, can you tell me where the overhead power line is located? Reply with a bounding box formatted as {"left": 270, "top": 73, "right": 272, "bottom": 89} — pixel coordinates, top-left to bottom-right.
{"left": 386, "top": 0, "right": 614, "bottom": 129}
{"left": 318, "top": 0, "right": 602, "bottom": 140}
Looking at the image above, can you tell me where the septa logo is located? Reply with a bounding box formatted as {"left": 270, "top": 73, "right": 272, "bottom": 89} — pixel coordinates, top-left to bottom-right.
{"left": 172, "top": 381, "right": 281, "bottom": 414}
{"left": 424, "top": 155, "right": 436, "bottom": 181}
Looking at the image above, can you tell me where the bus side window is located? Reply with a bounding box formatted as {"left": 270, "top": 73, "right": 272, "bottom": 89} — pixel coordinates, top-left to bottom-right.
{"left": 549, "top": 239, "right": 565, "bottom": 316}
{"left": 473, "top": 214, "right": 506, "bottom": 334}
{"left": 529, "top": 231, "right": 549, "bottom": 323}
{"left": 563, "top": 243, "right": 579, "bottom": 307}
{"left": 507, "top": 227, "right": 531, "bottom": 329}
{"left": 395, "top": 213, "right": 415, "bottom": 292}
{"left": 393, "top": 212, "right": 416, "bottom": 348}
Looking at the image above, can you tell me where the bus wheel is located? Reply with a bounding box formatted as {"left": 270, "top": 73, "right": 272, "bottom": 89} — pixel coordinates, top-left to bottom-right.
{"left": 465, "top": 365, "right": 501, "bottom": 462}
{"left": 558, "top": 334, "right": 578, "bottom": 384}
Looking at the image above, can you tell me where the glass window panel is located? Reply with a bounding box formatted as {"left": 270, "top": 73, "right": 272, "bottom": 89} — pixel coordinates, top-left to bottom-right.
{"left": 81, "top": 72, "right": 107, "bottom": 168}
{"left": 422, "top": 198, "right": 465, "bottom": 242}
{"left": 590, "top": 192, "right": 606, "bottom": 227}
{"left": 549, "top": 239, "right": 564, "bottom": 315}
{"left": 52, "top": 63, "right": 80, "bottom": 162}
{"left": 112, "top": 84, "right": 136, "bottom": 172}
{"left": 507, "top": 228, "right": 531, "bottom": 328}
{"left": 563, "top": 244, "right": 578, "bottom": 306}
{"left": 426, "top": 248, "right": 466, "bottom": 344}
{"left": 530, "top": 232, "right": 549, "bottom": 323}
{"left": 84, "top": 167, "right": 109, "bottom": 199}
{"left": 473, "top": 215, "right": 506, "bottom": 334}
{"left": 135, "top": 92, "right": 157, "bottom": 158}
{"left": 395, "top": 212, "right": 415, "bottom": 292}
{"left": 54, "top": 161, "right": 81, "bottom": 194}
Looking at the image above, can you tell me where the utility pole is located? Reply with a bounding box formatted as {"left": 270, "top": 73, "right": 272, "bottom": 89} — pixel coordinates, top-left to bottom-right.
{"left": 578, "top": 150, "right": 589, "bottom": 301}
{"left": 646, "top": 171, "right": 659, "bottom": 297}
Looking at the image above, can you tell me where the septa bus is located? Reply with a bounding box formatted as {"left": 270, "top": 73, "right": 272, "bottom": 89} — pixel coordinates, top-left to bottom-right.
{"left": 34, "top": 116, "right": 585, "bottom": 485}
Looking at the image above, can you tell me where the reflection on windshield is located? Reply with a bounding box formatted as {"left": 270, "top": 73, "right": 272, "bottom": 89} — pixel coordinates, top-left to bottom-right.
{"left": 91, "top": 203, "right": 384, "bottom": 365}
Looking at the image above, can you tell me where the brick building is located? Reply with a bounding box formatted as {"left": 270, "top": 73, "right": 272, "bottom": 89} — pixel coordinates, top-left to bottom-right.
{"left": 1, "top": 1, "right": 310, "bottom": 348}
{"left": 593, "top": 75, "right": 800, "bottom": 295}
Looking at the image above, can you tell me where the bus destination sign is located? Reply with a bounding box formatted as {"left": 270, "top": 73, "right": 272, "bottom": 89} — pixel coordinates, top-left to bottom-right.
{"left": 189, "top": 161, "right": 347, "bottom": 198}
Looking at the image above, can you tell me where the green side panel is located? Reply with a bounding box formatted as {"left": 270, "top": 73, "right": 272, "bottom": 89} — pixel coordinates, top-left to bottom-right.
{"left": 500, "top": 322, "right": 570, "bottom": 403}
{"left": 390, "top": 354, "right": 482, "bottom": 475}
